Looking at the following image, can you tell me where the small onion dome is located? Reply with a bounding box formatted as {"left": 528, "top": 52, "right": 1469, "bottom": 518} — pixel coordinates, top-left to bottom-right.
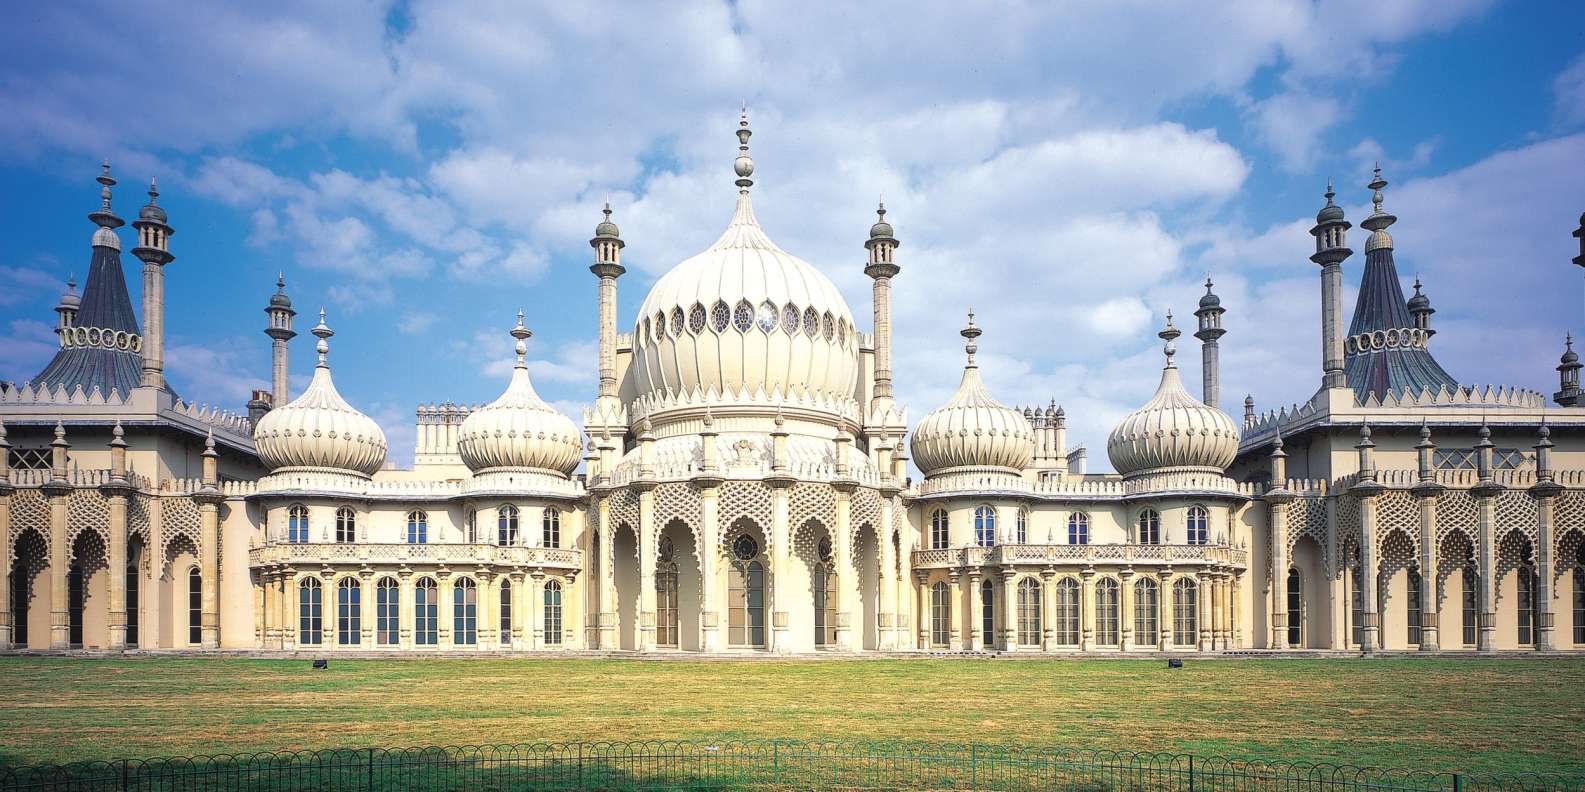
{"left": 1198, "top": 277, "right": 1221, "bottom": 309}
{"left": 457, "top": 315, "right": 582, "bottom": 476}
{"left": 1561, "top": 334, "right": 1579, "bottom": 367}
{"left": 1316, "top": 180, "right": 1344, "bottom": 223}
{"left": 56, "top": 277, "right": 81, "bottom": 311}
{"left": 869, "top": 202, "right": 895, "bottom": 240}
{"left": 253, "top": 311, "right": 387, "bottom": 476}
{"left": 593, "top": 202, "right": 621, "bottom": 240}
{"left": 1107, "top": 317, "right": 1239, "bottom": 477}
{"left": 1406, "top": 278, "right": 1431, "bottom": 313}
{"left": 138, "top": 179, "right": 168, "bottom": 224}
{"left": 269, "top": 275, "right": 293, "bottom": 308}
{"left": 910, "top": 313, "right": 1034, "bottom": 476}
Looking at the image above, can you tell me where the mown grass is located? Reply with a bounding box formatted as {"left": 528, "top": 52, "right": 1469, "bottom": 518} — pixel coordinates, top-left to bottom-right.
{"left": 0, "top": 657, "right": 1580, "bottom": 776}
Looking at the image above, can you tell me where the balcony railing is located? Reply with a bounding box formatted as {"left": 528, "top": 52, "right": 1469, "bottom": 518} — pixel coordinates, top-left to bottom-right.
{"left": 911, "top": 543, "right": 1247, "bottom": 570}
{"left": 248, "top": 542, "right": 582, "bottom": 570}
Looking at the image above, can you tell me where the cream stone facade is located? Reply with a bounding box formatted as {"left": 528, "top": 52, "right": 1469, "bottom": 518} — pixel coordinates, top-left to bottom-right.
{"left": 5, "top": 123, "right": 1585, "bottom": 656}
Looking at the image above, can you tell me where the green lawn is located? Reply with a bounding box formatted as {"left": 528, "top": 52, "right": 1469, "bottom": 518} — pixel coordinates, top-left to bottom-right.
{"left": 0, "top": 657, "right": 1580, "bottom": 777}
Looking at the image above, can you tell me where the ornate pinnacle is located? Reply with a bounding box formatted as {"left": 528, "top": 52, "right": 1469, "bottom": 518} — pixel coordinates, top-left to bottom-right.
{"left": 312, "top": 308, "right": 333, "bottom": 365}
{"left": 510, "top": 311, "right": 532, "bottom": 365}
{"left": 734, "top": 104, "right": 754, "bottom": 192}
{"left": 1158, "top": 311, "right": 1180, "bottom": 366}
{"left": 961, "top": 309, "right": 981, "bottom": 367}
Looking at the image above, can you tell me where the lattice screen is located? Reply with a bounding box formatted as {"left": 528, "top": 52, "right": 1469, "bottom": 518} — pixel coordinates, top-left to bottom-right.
{"left": 66, "top": 489, "right": 108, "bottom": 547}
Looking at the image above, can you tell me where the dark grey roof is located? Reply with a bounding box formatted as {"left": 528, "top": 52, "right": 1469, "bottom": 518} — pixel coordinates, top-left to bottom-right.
{"left": 1344, "top": 246, "right": 1458, "bottom": 402}
{"left": 28, "top": 242, "right": 146, "bottom": 396}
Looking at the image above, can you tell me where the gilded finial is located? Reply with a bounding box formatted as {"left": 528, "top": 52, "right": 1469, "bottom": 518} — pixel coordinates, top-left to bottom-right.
{"left": 961, "top": 309, "right": 981, "bottom": 367}
{"left": 510, "top": 311, "right": 532, "bottom": 365}
{"left": 734, "top": 104, "right": 754, "bottom": 192}
{"left": 1158, "top": 311, "right": 1181, "bottom": 367}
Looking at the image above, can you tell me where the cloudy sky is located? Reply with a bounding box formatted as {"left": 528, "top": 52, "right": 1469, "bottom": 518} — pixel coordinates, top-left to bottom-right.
{"left": 2, "top": 1, "right": 1583, "bottom": 468}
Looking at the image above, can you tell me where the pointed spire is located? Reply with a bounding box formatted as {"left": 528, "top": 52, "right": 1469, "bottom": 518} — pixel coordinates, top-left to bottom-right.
{"left": 510, "top": 310, "right": 533, "bottom": 368}
{"left": 1362, "top": 164, "right": 1397, "bottom": 252}
{"left": 88, "top": 159, "right": 123, "bottom": 230}
{"left": 312, "top": 308, "right": 334, "bottom": 367}
{"left": 961, "top": 309, "right": 981, "bottom": 368}
{"left": 1158, "top": 310, "right": 1181, "bottom": 368}
{"left": 734, "top": 104, "right": 754, "bottom": 193}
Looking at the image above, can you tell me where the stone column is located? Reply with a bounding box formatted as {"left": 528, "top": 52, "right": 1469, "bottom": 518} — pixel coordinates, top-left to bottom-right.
{"left": 698, "top": 483, "right": 722, "bottom": 652}
{"left": 282, "top": 569, "right": 298, "bottom": 650}
{"left": 999, "top": 567, "right": 1018, "bottom": 651}
{"left": 261, "top": 570, "right": 277, "bottom": 649}
{"left": 437, "top": 571, "right": 454, "bottom": 650}
{"left": 1040, "top": 567, "right": 1057, "bottom": 652}
{"left": 1266, "top": 492, "right": 1293, "bottom": 649}
{"left": 1159, "top": 570, "right": 1174, "bottom": 650}
{"left": 508, "top": 571, "right": 526, "bottom": 649}
{"left": 1356, "top": 494, "right": 1381, "bottom": 653}
{"left": 945, "top": 568, "right": 962, "bottom": 649}
{"left": 769, "top": 480, "right": 792, "bottom": 653}
{"left": 1120, "top": 569, "right": 1135, "bottom": 652}
{"left": 103, "top": 484, "right": 131, "bottom": 650}
{"left": 964, "top": 567, "right": 982, "bottom": 650}
{"left": 1532, "top": 488, "right": 1561, "bottom": 652}
{"left": 529, "top": 571, "right": 545, "bottom": 650}
{"left": 359, "top": 570, "right": 375, "bottom": 647}
{"left": 1212, "top": 574, "right": 1227, "bottom": 650}
{"left": 1079, "top": 569, "right": 1095, "bottom": 652}
{"left": 1473, "top": 485, "right": 1501, "bottom": 652}
{"left": 915, "top": 571, "right": 930, "bottom": 649}
{"left": 475, "top": 570, "right": 494, "bottom": 650}
{"left": 637, "top": 484, "right": 658, "bottom": 652}
{"left": 1197, "top": 573, "right": 1213, "bottom": 651}
{"left": 1320, "top": 262, "right": 1346, "bottom": 388}
{"left": 0, "top": 473, "right": 11, "bottom": 651}
{"left": 196, "top": 496, "right": 222, "bottom": 649}
{"left": 1413, "top": 484, "right": 1443, "bottom": 651}
{"left": 877, "top": 495, "right": 898, "bottom": 650}
{"left": 45, "top": 482, "right": 71, "bottom": 650}
{"left": 398, "top": 569, "right": 414, "bottom": 650}
{"left": 595, "top": 496, "right": 617, "bottom": 650}
{"left": 833, "top": 482, "right": 855, "bottom": 651}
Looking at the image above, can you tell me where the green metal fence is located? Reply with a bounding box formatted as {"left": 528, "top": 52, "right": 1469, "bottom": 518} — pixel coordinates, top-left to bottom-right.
{"left": 1, "top": 740, "right": 1579, "bottom": 792}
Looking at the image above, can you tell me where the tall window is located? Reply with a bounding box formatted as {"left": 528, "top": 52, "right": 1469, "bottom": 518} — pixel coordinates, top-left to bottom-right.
{"left": 1094, "top": 577, "right": 1120, "bottom": 647}
{"left": 376, "top": 578, "right": 399, "bottom": 646}
{"left": 542, "top": 509, "right": 561, "bottom": 548}
{"left": 453, "top": 578, "right": 477, "bottom": 646}
{"left": 498, "top": 505, "right": 519, "bottom": 546}
{"left": 543, "top": 580, "right": 564, "bottom": 645}
{"left": 1172, "top": 578, "right": 1198, "bottom": 647}
{"left": 1186, "top": 506, "right": 1209, "bottom": 545}
{"left": 930, "top": 581, "right": 951, "bottom": 647}
{"left": 406, "top": 511, "right": 427, "bottom": 544}
{"left": 1286, "top": 568, "right": 1303, "bottom": 647}
{"left": 1054, "top": 578, "right": 1080, "bottom": 645}
{"left": 9, "top": 559, "right": 25, "bottom": 645}
{"left": 974, "top": 506, "right": 996, "bottom": 548}
{"left": 287, "top": 504, "right": 309, "bottom": 544}
{"left": 981, "top": 579, "right": 995, "bottom": 647}
{"left": 125, "top": 560, "right": 140, "bottom": 648}
{"left": 414, "top": 578, "right": 438, "bottom": 646}
{"left": 1406, "top": 567, "right": 1424, "bottom": 646}
{"left": 298, "top": 578, "right": 323, "bottom": 646}
{"left": 1134, "top": 577, "right": 1160, "bottom": 646}
{"left": 657, "top": 537, "right": 679, "bottom": 648}
{"left": 337, "top": 578, "right": 361, "bottom": 645}
{"left": 814, "top": 559, "right": 838, "bottom": 648}
{"left": 728, "top": 535, "right": 765, "bottom": 648}
{"left": 335, "top": 507, "right": 356, "bottom": 543}
{"left": 1137, "top": 510, "right": 1161, "bottom": 545}
{"left": 68, "top": 565, "right": 84, "bottom": 647}
{"left": 1068, "top": 513, "right": 1089, "bottom": 545}
{"left": 930, "top": 509, "right": 949, "bottom": 550}
{"left": 465, "top": 509, "right": 477, "bottom": 543}
{"left": 1017, "top": 578, "right": 1042, "bottom": 647}
{"left": 1518, "top": 564, "right": 1537, "bottom": 646}
{"left": 1349, "top": 564, "right": 1364, "bottom": 648}
{"left": 1015, "top": 509, "right": 1028, "bottom": 544}
{"left": 188, "top": 567, "right": 203, "bottom": 645}
{"left": 1461, "top": 565, "right": 1478, "bottom": 646}
{"left": 498, "top": 579, "right": 512, "bottom": 645}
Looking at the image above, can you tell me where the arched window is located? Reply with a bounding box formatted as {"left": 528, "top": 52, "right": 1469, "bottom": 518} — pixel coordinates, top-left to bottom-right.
{"left": 1518, "top": 564, "right": 1537, "bottom": 646}
{"left": 414, "top": 578, "right": 438, "bottom": 646}
{"left": 1054, "top": 578, "right": 1080, "bottom": 645}
{"left": 1461, "top": 563, "right": 1479, "bottom": 646}
{"left": 498, "top": 579, "right": 512, "bottom": 646}
{"left": 929, "top": 581, "right": 951, "bottom": 648}
{"left": 335, "top": 507, "right": 356, "bottom": 543}
{"left": 1406, "top": 567, "right": 1423, "bottom": 646}
{"left": 287, "top": 504, "right": 309, "bottom": 544}
{"left": 1134, "top": 577, "right": 1160, "bottom": 647}
{"left": 406, "top": 511, "right": 427, "bottom": 544}
{"left": 453, "top": 578, "right": 477, "bottom": 646}
{"left": 1286, "top": 568, "right": 1303, "bottom": 647}
{"left": 125, "top": 558, "right": 140, "bottom": 647}
{"left": 543, "top": 580, "right": 564, "bottom": 646}
{"left": 68, "top": 564, "right": 84, "bottom": 647}
{"left": 974, "top": 506, "right": 996, "bottom": 548}
{"left": 1186, "top": 506, "right": 1209, "bottom": 546}
{"left": 1015, "top": 509, "right": 1028, "bottom": 544}
{"left": 1017, "top": 578, "right": 1042, "bottom": 647}
{"left": 656, "top": 537, "right": 679, "bottom": 648}
{"left": 1068, "top": 513, "right": 1089, "bottom": 545}
{"left": 465, "top": 508, "right": 477, "bottom": 544}
{"left": 930, "top": 509, "right": 948, "bottom": 550}
{"left": 337, "top": 577, "right": 361, "bottom": 645}
{"left": 542, "top": 509, "right": 561, "bottom": 548}
{"left": 298, "top": 577, "right": 323, "bottom": 646}
{"left": 1136, "top": 510, "right": 1161, "bottom": 545}
{"left": 814, "top": 557, "right": 837, "bottom": 648}
{"left": 729, "top": 554, "right": 766, "bottom": 649}
{"left": 1349, "top": 562, "right": 1364, "bottom": 647}
{"left": 980, "top": 579, "right": 995, "bottom": 647}
{"left": 187, "top": 566, "right": 203, "bottom": 645}
{"left": 498, "top": 505, "right": 519, "bottom": 546}
{"left": 375, "top": 578, "right": 399, "bottom": 646}
{"left": 1094, "top": 577, "right": 1120, "bottom": 647}
{"left": 1172, "top": 578, "right": 1198, "bottom": 647}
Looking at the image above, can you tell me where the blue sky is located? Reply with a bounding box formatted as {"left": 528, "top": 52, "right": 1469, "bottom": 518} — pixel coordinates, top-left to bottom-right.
{"left": 2, "top": 1, "right": 1583, "bottom": 468}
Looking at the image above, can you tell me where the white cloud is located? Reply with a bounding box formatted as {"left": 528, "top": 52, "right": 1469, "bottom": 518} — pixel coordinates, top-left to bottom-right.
{"left": 1556, "top": 53, "right": 1585, "bottom": 128}
{"left": 1247, "top": 91, "right": 1345, "bottom": 172}
{"left": 0, "top": 319, "right": 59, "bottom": 385}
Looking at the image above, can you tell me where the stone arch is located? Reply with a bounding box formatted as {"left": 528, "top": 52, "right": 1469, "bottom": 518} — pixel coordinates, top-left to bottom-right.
{"left": 657, "top": 517, "right": 701, "bottom": 651}
{"left": 722, "top": 516, "right": 771, "bottom": 650}
{"left": 787, "top": 518, "right": 834, "bottom": 652}
{"left": 1375, "top": 528, "right": 1417, "bottom": 649}
{"left": 850, "top": 521, "right": 880, "bottom": 651}
{"left": 68, "top": 529, "right": 109, "bottom": 648}
{"left": 1494, "top": 530, "right": 1534, "bottom": 609}
{"left": 1290, "top": 534, "right": 1328, "bottom": 649}
{"left": 9, "top": 527, "right": 49, "bottom": 649}
{"left": 612, "top": 522, "right": 640, "bottom": 651}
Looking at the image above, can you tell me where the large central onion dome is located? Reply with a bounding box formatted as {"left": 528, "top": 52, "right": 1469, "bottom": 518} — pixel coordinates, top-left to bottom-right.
{"left": 458, "top": 315, "right": 582, "bottom": 476}
{"left": 911, "top": 313, "right": 1034, "bottom": 477}
{"left": 1107, "top": 315, "right": 1239, "bottom": 477}
{"left": 254, "top": 311, "right": 387, "bottom": 476}
{"left": 628, "top": 112, "right": 859, "bottom": 425}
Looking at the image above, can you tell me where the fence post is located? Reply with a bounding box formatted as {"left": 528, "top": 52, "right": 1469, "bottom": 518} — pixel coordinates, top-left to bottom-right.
{"left": 578, "top": 743, "right": 585, "bottom": 790}
{"left": 367, "top": 747, "right": 374, "bottom": 791}
{"left": 971, "top": 743, "right": 978, "bottom": 788}
{"left": 1453, "top": 774, "right": 1463, "bottom": 792}
{"left": 773, "top": 742, "right": 780, "bottom": 785}
{"left": 120, "top": 758, "right": 128, "bottom": 792}
{"left": 1188, "top": 754, "right": 1195, "bottom": 792}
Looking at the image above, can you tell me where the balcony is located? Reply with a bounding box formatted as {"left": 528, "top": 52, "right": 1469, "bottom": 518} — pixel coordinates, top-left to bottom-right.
{"left": 911, "top": 543, "right": 1247, "bottom": 570}
{"left": 248, "top": 542, "right": 582, "bottom": 570}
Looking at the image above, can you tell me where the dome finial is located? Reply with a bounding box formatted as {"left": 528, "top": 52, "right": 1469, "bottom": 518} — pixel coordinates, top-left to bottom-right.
{"left": 734, "top": 104, "right": 754, "bottom": 193}
{"left": 961, "top": 309, "right": 981, "bottom": 367}
{"left": 511, "top": 310, "right": 532, "bottom": 367}
{"left": 1362, "top": 164, "right": 1396, "bottom": 251}
{"left": 1158, "top": 310, "right": 1181, "bottom": 368}
{"left": 312, "top": 308, "right": 333, "bottom": 366}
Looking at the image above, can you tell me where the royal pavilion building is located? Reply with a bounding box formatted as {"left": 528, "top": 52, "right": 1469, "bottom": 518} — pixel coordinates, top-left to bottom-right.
{"left": 3, "top": 116, "right": 1585, "bottom": 656}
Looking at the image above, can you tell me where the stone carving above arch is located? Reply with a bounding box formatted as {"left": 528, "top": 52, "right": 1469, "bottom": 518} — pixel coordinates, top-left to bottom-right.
{"left": 66, "top": 489, "right": 109, "bottom": 548}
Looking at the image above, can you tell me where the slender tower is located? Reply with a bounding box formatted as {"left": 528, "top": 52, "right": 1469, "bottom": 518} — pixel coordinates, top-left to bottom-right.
{"left": 1310, "top": 180, "right": 1351, "bottom": 390}
{"left": 865, "top": 201, "right": 901, "bottom": 412}
{"left": 264, "top": 275, "right": 296, "bottom": 406}
{"left": 131, "top": 178, "right": 174, "bottom": 389}
{"left": 1193, "top": 276, "right": 1226, "bottom": 409}
{"left": 589, "top": 202, "right": 625, "bottom": 412}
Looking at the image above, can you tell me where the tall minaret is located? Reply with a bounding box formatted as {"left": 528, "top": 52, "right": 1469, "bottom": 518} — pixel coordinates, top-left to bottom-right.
{"left": 865, "top": 201, "right": 901, "bottom": 412}
{"left": 131, "top": 178, "right": 175, "bottom": 390}
{"left": 589, "top": 202, "right": 625, "bottom": 411}
{"left": 1193, "top": 276, "right": 1226, "bottom": 409}
{"left": 1310, "top": 180, "right": 1352, "bottom": 390}
{"left": 264, "top": 275, "right": 296, "bottom": 405}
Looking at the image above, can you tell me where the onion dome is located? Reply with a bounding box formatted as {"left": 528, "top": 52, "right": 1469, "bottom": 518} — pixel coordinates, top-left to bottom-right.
{"left": 1107, "top": 313, "right": 1239, "bottom": 477}
{"left": 137, "top": 178, "right": 168, "bottom": 224}
{"left": 593, "top": 202, "right": 621, "bottom": 240}
{"left": 457, "top": 314, "right": 582, "bottom": 476}
{"left": 269, "top": 274, "right": 293, "bottom": 308}
{"left": 910, "top": 312, "right": 1035, "bottom": 476}
{"left": 629, "top": 109, "right": 859, "bottom": 423}
{"left": 253, "top": 310, "right": 387, "bottom": 476}
{"left": 869, "top": 201, "right": 895, "bottom": 240}
{"left": 1316, "top": 179, "right": 1344, "bottom": 223}
{"left": 1406, "top": 277, "right": 1430, "bottom": 313}
{"left": 56, "top": 275, "right": 81, "bottom": 312}
{"left": 1562, "top": 334, "right": 1580, "bottom": 367}
{"left": 1198, "top": 277, "right": 1221, "bottom": 309}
